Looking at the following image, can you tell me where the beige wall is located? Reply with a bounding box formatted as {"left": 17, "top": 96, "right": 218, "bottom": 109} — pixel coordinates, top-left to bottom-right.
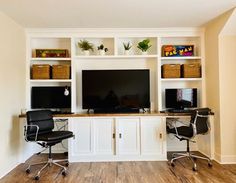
{"left": 205, "top": 8, "right": 236, "bottom": 162}
{"left": 219, "top": 36, "right": 236, "bottom": 158}
{"left": 0, "top": 12, "right": 25, "bottom": 178}
{"left": 205, "top": 9, "right": 233, "bottom": 161}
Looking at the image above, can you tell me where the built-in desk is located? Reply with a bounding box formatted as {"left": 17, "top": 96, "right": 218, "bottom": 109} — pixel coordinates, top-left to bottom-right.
{"left": 19, "top": 112, "right": 214, "bottom": 163}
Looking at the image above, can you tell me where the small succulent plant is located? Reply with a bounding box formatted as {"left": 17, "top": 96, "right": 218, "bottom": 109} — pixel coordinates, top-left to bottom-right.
{"left": 97, "top": 44, "right": 108, "bottom": 52}
{"left": 78, "top": 40, "right": 94, "bottom": 51}
{"left": 123, "top": 42, "right": 132, "bottom": 50}
{"left": 137, "top": 39, "right": 152, "bottom": 52}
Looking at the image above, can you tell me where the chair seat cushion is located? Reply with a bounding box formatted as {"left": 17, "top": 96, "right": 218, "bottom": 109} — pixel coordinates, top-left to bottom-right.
{"left": 36, "top": 131, "right": 73, "bottom": 142}
{"left": 167, "top": 126, "right": 193, "bottom": 138}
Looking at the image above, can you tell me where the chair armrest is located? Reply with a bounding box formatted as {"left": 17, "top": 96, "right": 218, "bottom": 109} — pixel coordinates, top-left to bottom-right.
{"left": 24, "top": 124, "right": 39, "bottom": 142}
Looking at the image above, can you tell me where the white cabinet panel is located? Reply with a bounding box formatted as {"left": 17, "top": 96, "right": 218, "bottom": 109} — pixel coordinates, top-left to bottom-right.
{"left": 70, "top": 118, "right": 93, "bottom": 155}
{"left": 116, "top": 118, "right": 140, "bottom": 155}
{"left": 141, "top": 117, "right": 164, "bottom": 155}
{"left": 93, "top": 118, "right": 114, "bottom": 155}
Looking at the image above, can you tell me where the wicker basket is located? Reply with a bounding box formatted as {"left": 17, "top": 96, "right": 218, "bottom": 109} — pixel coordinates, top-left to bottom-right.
{"left": 32, "top": 64, "right": 50, "bottom": 79}
{"left": 162, "top": 64, "right": 181, "bottom": 78}
{"left": 52, "top": 65, "right": 70, "bottom": 79}
{"left": 182, "top": 63, "right": 201, "bottom": 78}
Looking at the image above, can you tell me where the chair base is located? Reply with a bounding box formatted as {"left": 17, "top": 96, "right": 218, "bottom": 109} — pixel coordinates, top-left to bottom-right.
{"left": 170, "top": 152, "right": 212, "bottom": 171}
{"left": 25, "top": 158, "right": 69, "bottom": 180}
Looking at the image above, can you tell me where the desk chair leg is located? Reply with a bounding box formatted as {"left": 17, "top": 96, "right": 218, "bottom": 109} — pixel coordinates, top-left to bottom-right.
{"left": 170, "top": 140, "right": 212, "bottom": 171}
{"left": 25, "top": 146, "right": 69, "bottom": 180}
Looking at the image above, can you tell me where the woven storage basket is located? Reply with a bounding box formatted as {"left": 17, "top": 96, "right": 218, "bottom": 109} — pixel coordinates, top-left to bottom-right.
{"left": 162, "top": 64, "right": 181, "bottom": 78}
{"left": 32, "top": 64, "right": 50, "bottom": 79}
{"left": 182, "top": 63, "right": 201, "bottom": 78}
{"left": 52, "top": 65, "right": 70, "bottom": 79}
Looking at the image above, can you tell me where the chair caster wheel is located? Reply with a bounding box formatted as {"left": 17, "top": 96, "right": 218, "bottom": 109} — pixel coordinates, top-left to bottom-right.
{"left": 208, "top": 162, "right": 213, "bottom": 167}
{"left": 171, "top": 162, "right": 175, "bottom": 167}
{"left": 25, "top": 168, "right": 30, "bottom": 174}
{"left": 34, "top": 175, "right": 40, "bottom": 180}
{"left": 62, "top": 170, "right": 67, "bottom": 176}
{"left": 192, "top": 167, "right": 197, "bottom": 171}
{"left": 65, "top": 162, "right": 69, "bottom": 167}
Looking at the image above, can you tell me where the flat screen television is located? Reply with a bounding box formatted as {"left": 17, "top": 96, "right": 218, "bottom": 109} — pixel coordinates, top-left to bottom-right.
{"left": 82, "top": 69, "right": 150, "bottom": 113}
{"left": 31, "top": 86, "right": 71, "bottom": 109}
{"left": 165, "top": 88, "right": 197, "bottom": 109}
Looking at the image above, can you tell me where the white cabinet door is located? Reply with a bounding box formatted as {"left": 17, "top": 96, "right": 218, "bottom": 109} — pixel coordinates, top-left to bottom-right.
{"left": 140, "top": 117, "right": 164, "bottom": 155}
{"left": 93, "top": 118, "right": 115, "bottom": 155}
{"left": 116, "top": 118, "right": 140, "bottom": 155}
{"left": 69, "top": 118, "right": 93, "bottom": 155}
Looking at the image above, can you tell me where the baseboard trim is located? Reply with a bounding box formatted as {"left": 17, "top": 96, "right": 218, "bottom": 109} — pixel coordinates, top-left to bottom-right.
{"left": 0, "top": 162, "right": 19, "bottom": 179}
{"left": 212, "top": 152, "right": 236, "bottom": 164}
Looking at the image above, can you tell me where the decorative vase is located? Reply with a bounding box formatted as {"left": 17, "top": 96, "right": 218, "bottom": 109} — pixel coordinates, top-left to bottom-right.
{"left": 141, "top": 51, "right": 148, "bottom": 55}
{"left": 99, "top": 50, "right": 105, "bottom": 56}
{"left": 124, "top": 50, "right": 130, "bottom": 55}
{"left": 83, "top": 50, "right": 90, "bottom": 56}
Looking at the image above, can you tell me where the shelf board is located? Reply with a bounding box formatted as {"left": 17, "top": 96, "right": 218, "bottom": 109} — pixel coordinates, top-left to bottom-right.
{"left": 30, "top": 79, "right": 72, "bottom": 83}
{"left": 161, "top": 56, "right": 201, "bottom": 60}
{"left": 31, "top": 57, "right": 71, "bottom": 61}
{"left": 74, "top": 55, "right": 158, "bottom": 59}
{"left": 161, "top": 78, "right": 202, "bottom": 81}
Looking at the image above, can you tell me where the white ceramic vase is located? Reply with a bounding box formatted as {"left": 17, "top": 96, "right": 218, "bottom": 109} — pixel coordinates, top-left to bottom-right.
{"left": 124, "top": 50, "right": 130, "bottom": 55}
{"left": 141, "top": 51, "right": 148, "bottom": 55}
{"left": 99, "top": 50, "right": 105, "bottom": 56}
{"left": 83, "top": 50, "right": 90, "bottom": 56}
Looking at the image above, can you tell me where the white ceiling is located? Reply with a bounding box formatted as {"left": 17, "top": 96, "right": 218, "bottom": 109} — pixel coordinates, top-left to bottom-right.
{"left": 0, "top": 0, "right": 236, "bottom": 28}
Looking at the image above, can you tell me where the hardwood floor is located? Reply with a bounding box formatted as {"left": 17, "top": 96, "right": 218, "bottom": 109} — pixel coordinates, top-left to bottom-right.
{"left": 1, "top": 153, "right": 236, "bottom": 183}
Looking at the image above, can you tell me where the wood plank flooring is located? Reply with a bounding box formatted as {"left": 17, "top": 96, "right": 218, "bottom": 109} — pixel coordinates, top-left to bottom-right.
{"left": 1, "top": 153, "right": 236, "bottom": 183}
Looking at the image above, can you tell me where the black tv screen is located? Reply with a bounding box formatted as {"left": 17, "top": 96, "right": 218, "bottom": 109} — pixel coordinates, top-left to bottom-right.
{"left": 31, "top": 86, "right": 71, "bottom": 109}
{"left": 82, "top": 70, "right": 150, "bottom": 112}
{"left": 165, "top": 88, "right": 197, "bottom": 109}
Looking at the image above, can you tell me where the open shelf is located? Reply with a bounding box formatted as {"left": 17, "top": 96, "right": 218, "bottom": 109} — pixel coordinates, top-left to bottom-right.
{"left": 73, "top": 55, "right": 158, "bottom": 59}
{"left": 161, "top": 56, "right": 201, "bottom": 60}
{"left": 30, "top": 79, "right": 72, "bottom": 83}
{"left": 31, "top": 57, "right": 71, "bottom": 61}
{"left": 161, "top": 78, "right": 202, "bottom": 81}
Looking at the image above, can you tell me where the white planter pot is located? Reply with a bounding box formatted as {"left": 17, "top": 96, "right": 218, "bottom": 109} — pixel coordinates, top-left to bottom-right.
{"left": 124, "top": 50, "right": 130, "bottom": 55}
{"left": 141, "top": 51, "right": 148, "bottom": 55}
{"left": 83, "top": 50, "right": 90, "bottom": 56}
{"left": 99, "top": 50, "right": 105, "bottom": 55}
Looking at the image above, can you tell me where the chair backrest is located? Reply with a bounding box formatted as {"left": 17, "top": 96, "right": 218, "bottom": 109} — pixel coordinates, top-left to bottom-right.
{"left": 26, "top": 110, "right": 54, "bottom": 138}
{"left": 190, "top": 108, "right": 211, "bottom": 135}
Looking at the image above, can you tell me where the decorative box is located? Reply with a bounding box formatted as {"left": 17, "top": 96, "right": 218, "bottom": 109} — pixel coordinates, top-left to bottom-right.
{"left": 52, "top": 65, "right": 70, "bottom": 79}
{"left": 162, "top": 64, "right": 181, "bottom": 78}
{"left": 182, "top": 63, "right": 201, "bottom": 78}
{"left": 35, "top": 49, "right": 69, "bottom": 58}
{"left": 162, "top": 45, "right": 194, "bottom": 57}
{"left": 32, "top": 64, "right": 51, "bottom": 79}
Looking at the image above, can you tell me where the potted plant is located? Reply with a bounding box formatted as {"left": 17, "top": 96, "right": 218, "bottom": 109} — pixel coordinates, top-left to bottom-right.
{"left": 137, "top": 39, "right": 152, "bottom": 55}
{"left": 97, "top": 44, "right": 108, "bottom": 55}
{"left": 123, "top": 42, "right": 132, "bottom": 55}
{"left": 78, "top": 40, "right": 94, "bottom": 56}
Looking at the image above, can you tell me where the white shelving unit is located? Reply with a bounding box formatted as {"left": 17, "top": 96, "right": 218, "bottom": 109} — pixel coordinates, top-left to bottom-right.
{"left": 26, "top": 29, "right": 205, "bottom": 113}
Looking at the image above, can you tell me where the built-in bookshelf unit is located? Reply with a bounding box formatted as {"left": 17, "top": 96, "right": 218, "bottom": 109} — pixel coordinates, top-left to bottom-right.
{"left": 26, "top": 29, "right": 205, "bottom": 113}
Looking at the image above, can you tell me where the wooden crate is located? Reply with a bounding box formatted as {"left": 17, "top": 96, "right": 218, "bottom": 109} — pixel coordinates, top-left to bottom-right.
{"left": 162, "top": 64, "right": 181, "bottom": 78}
{"left": 32, "top": 64, "right": 50, "bottom": 79}
{"left": 182, "top": 63, "right": 201, "bottom": 78}
{"left": 52, "top": 65, "right": 70, "bottom": 79}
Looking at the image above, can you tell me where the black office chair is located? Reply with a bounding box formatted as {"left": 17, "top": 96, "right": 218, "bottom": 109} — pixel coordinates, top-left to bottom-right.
{"left": 24, "top": 110, "right": 74, "bottom": 180}
{"left": 167, "top": 108, "right": 212, "bottom": 171}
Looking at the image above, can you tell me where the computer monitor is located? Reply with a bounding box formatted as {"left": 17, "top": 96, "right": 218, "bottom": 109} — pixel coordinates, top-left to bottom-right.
{"left": 165, "top": 88, "right": 197, "bottom": 109}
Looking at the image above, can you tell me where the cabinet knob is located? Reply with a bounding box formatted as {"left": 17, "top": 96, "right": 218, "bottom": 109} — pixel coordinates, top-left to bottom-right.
{"left": 113, "top": 133, "right": 115, "bottom": 139}
{"left": 159, "top": 133, "right": 162, "bottom": 139}
{"left": 119, "top": 133, "right": 122, "bottom": 138}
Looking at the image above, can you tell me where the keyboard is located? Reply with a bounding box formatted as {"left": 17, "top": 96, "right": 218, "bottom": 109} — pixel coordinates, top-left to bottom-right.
{"left": 167, "top": 109, "right": 193, "bottom": 113}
